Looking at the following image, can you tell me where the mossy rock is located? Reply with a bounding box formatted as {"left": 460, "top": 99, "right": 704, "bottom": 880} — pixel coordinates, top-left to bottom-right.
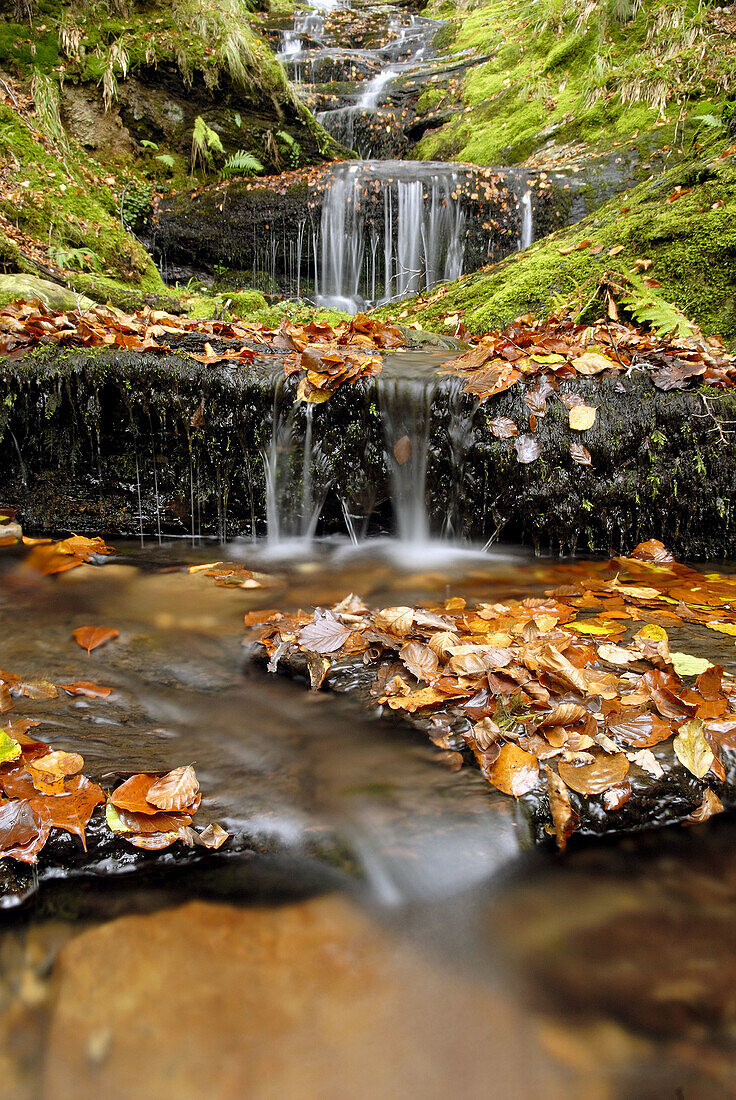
{"left": 0, "top": 274, "right": 95, "bottom": 312}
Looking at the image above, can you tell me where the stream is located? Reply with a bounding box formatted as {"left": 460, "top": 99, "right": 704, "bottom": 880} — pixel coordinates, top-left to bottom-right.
{"left": 2, "top": 538, "right": 736, "bottom": 1096}
{"left": 2, "top": 2, "right": 735, "bottom": 1096}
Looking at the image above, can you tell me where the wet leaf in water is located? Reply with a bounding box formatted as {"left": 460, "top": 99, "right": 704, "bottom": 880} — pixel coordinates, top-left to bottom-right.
{"left": 670, "top": 652, "right": 712, "bottom": 677}
{"left": 147, "top": 765, "right": 199, "bottom": 812}
{"left": 0, "top": 729, "right": 22, "bottom": 764}
{"left": 570, "top": 443, "right": 592, "bottom": 465}
{"left": 197, "top": 823, "right": 230, "bottom": 849}
{"left": 557, "top": 752, "right": 629, "bottom": 795}
{"left": 488, "top": 417, "right": 518, "bottom": 439}
{"left": 684, "top": 789, "right": 724, "bottom": 824}
{"left": 489, "top": 743, "right": 539, "bottom": 797}
{"left": 306, "top": 653, "right": 330, "bottom": 691}
{"left": 544, "top": 765, "right": 578, "bottom": 850}
{"left": 111, "top": 774, "right": 161, "bottom": 815}
{"left": 514, "top": 434, "right": 540, "bottom": 464}
{"left": 59, "top": 681, "right": 114, "bottom": 698}
{"left": 125, "top": 831, "right": 180, "bottom": 850}
{"left": 602, "top": 780, "right": 632, "bottom": 811}
{"left": 73, "top": 626, "right": 119, "bottom": 654}
{"left": 673, "top": 719, "right": 714, "bottom": 778}
{"left": 0, "top": 799, "right": 50, "bottom": 863}
{"left": 28, "top": 750, "right": 84, "bottom": 794}
{"left": 298, "top": 612, "right": 352, "bottom": 654}
{"left": 607, "top": 711, "right": 672, "bottom": 748}
{"left": 393, "top": 435, "right": 411, "bottom": 465}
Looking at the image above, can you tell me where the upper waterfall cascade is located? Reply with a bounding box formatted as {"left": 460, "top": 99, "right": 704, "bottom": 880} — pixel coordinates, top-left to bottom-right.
{"left": 271, "top": 0, "right": 536, "bottom": 312}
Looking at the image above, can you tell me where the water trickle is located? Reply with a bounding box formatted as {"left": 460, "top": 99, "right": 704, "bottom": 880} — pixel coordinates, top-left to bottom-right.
{"left": 378, "top": 376, "right": 438, "bottom": 544}
{"left": 519, "top": 189, "right": 533, "bottom": 250}
{"left": 317, "top": 162, "right": 471, "bottom": 313}
{"left": 265, "top": 384, "right": 327, "bottom": 548}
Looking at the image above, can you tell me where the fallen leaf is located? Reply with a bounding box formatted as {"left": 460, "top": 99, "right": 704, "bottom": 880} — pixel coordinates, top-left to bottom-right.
{"left": 298, "top": 611, "right": 351, "bottom": 654}
{"left": 374, "top": 607, "right": 414, "bottom": 637}
{"left": 684, "top": 789, "right": 724, "bottom": 824}
{"left": 146, "top": 765, "right": 200, "bottom": 812}
{"left": 544, "top": 765, "right": 578, "bottom": 850}
{"left": 488, "top": 417, "right": 518, "bottom": 439}
{"left": 0, "top": 729, "right": 22, "bottom": 764}
{"left": 393, "top": 435, "right": 411, "bottom": 465}
{"left": 557, "top": 752, "right": 629, "bottom": 795}
{"left": 73, "top": 626, "right": 119, "bottom": 654}
{"left": 489, "top": 743, "right": 539, "bottom": 797}
{"left": 570, "top": 442, "right": 592, "bottom": 465}
{"left": 400, "top": 642, "right": 439, "bottom": 682}
{"left": 0, "top": 799, "right": 50, "bottom": 863}
{"left": 673, "top": 719, "right": 714, "bottom": 778}
{"left": 59, "top": 681, "right": 113, "bottom": 698}
{"left": 514, "top": 434, "right": 540, "bottom": 464}
{"left": 568, "top": 404, "right": 597, "bottom": 431}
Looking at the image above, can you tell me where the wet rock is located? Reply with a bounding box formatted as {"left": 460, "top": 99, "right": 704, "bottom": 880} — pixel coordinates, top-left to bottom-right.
{"left": 1, "top": 348, "right": 735, "bottom": 558}
{"left": 41, "top": 895, "right": 565, "bottom": 1099}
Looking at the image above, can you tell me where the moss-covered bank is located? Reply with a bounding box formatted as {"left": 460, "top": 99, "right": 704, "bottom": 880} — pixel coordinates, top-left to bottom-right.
{"left": 414, "top": 0, "right": 734, "bottom": 168}
{"left": 379, "top": 150, "right": 736, "bottom": 344}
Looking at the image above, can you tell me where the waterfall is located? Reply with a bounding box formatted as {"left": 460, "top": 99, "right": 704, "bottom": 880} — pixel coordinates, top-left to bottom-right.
{"left": 519, "top": 189, "right": 533, "bottom": 250}
{"left": 378, "top": 377, "right": 438, "bottom": 544}
{"left": 316, "top": 162, "right": 471, "bottom": 313}
{"left": 264, "top": 386, "right": 327, "bottom": 547}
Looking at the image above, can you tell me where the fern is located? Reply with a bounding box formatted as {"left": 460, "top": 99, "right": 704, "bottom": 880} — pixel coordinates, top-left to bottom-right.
{"left": 190, "top": 116, "right": 225, "bottom": 173}
{"left": 155, "top": 153, "right": 176, "bottom": 170}
{"left": 221, "top": 150, "right": 264, "bottom": 178}
{"left": 618, "top": 276, "right": 696, "bottom": 338}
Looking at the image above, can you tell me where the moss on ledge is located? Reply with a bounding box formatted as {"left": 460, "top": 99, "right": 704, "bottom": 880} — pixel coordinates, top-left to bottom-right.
{"left": 379, "top": 151, "right": 736, "bottom": 345}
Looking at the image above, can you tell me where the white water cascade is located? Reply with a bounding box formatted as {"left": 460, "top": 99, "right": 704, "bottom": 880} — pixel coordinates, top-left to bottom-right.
{"left": 317, "top": 161, "right": 468, "bottom": 313}
{"left": 378, "top": 377, "right": 439, "bottom": 544}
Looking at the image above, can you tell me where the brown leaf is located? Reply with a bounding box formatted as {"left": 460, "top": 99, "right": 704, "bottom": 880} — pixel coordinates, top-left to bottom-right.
{"left": 298, "top": 611, "right": 351, "bottom": 654}
{"left": 557, "top": 752, "right": 629, "bottom": 795}
{"left": 488, "top": 417, "right": 518, "bottom": 439}
{"left": 607, "top": 711, "right": 673, "bottom": 748}
{"left": 0, "top": 799, "right": 50, "bottom": 863}
{"left": 684, "top": 789, "right": 724, "bottom": 825}
{"left": 393, "top": 435, "right": 411, "bottom": 465}
{"left": 73, "top": 626, "right": 119, "bottom": 654}
{"left": 399, "top": 642, "right": 439, "bottom": 683}
{"left": 570, "top": 442, "right": 592, "bottom": 465}
{"left": 374, "top": 607, "right": 414, "bottom": 637}
{"left": 602, "top": 780, "right": 632, "bottom": 811}
{"left": 146, "top": 765, "right": 199, "bottom": 812}
{"left": 59, "top": 681, "right": 113, "bottom": 698}
{"left": 543, "top": 765, "right": 578, "bottom": 850}
{"left": 514, "top": 434, "right": 540, "bottom": 464}
{"left": 111, "top": 774, "right": 161, "bottom": 815}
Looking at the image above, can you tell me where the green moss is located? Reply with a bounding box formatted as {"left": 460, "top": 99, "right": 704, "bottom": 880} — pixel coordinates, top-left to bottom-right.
{"left": 416, "top": 0, "right": 733, "bottom": 166}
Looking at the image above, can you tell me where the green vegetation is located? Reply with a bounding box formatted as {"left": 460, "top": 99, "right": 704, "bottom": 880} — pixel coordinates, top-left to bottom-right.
{"left": 416, "top": 0, "right": 735, "bottom": 165}
{"left": 380, "top": 151, "right": 736, "bottom": 344}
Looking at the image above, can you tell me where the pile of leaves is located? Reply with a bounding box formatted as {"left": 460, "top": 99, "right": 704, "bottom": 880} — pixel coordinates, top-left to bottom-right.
{"left": 0, "top": 299, "right": 407, "bottom": 400}
{"left": 440, "top": 313, "right": 736, "bottom": 402}
{"left": 275, "top": 312, "right": 405, "bottom": 401}
{"left": 255, "top": 539, "right": 736, "bottom": 848}
{"left": 0, "top": 711, "right": 225, "bottom": 862}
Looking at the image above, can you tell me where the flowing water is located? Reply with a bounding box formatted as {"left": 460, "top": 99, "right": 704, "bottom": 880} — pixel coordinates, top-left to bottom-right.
{"left": 270, "top": 0, "right": 536, "bottom": 310}
{"left": 2, "top": 539, "right": 736, "bottom": 1096}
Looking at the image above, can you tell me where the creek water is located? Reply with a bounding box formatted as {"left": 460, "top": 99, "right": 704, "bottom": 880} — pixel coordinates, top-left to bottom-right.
{"left": 2, "top": 538, "right": 736, "bottom": 1096}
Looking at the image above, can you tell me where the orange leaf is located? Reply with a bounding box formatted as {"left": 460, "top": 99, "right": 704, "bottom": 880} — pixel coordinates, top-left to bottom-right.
{"left": 73, "top": 626, "right": 119, "bottom": 654}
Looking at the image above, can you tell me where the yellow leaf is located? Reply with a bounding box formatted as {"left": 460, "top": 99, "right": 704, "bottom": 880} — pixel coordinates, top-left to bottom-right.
{"left": 572, "top": 352, "right": 616, "bottom": 375}
{"left": 568, "top": 404, "right": 597, "bottom": 431}
{"left": 705, "top": 621, "right": 736, "bottom": 636}
{"left": 673, "top": 719, "right": 714, "bottom": 778}
{"left": 670, "top": 652, "right": 712, "bottom": 677}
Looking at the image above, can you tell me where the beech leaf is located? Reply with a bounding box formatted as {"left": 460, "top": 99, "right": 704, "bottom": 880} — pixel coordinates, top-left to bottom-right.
{"left": 73, "top": 626, "right": 119, "bottom": 654}
{"left": 673, "top": 719, "right": 714, "bottom": 778}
